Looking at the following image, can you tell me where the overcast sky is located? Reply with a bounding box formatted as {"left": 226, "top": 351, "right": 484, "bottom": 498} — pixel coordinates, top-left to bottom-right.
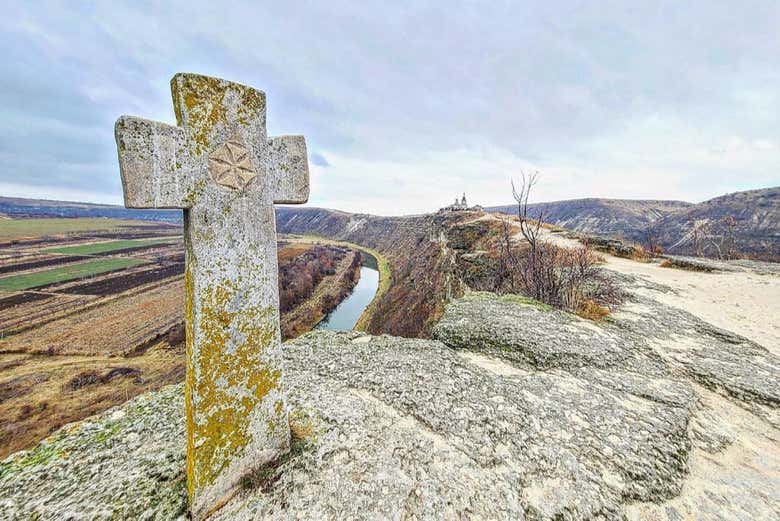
{"left": 1, "top": 1, "right": 778, "bottom": 215}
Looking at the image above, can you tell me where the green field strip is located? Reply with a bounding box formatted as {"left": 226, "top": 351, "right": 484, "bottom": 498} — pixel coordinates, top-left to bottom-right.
{"left": 43, "top": 237, "right": 177, "bottom": 255}
{"left": 0, "top": 218, "right": 156, "bottom": 241}
{"left": 0, "top": 258, "right": 146, "bottom": 291}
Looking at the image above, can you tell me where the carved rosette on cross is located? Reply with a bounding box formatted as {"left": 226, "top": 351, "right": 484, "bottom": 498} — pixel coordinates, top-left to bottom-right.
{"left": 113, "top": 73, "right": 309, "bottom": 519}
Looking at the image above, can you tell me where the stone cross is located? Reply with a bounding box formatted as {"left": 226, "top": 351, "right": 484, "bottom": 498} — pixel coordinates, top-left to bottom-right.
{"left": 114, "top": 73, "right": 309, "bottom": 519}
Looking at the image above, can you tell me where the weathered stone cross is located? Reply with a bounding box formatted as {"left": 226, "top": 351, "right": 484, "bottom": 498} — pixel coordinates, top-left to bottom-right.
{"left": 114, "top": 73, "right": 309, "bottom": 519}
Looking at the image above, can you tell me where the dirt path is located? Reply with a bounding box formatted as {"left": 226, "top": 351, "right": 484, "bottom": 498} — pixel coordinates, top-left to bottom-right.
{"left": 603, "top": 256, "right": 780, "bottom": 354}
{"left": 532, "top": 225, "right": 780, "bottom": 353}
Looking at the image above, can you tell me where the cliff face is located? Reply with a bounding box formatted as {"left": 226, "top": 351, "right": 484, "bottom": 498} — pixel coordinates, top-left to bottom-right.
{"left": 276, "top": 207, "right": 504, "bottom": 337}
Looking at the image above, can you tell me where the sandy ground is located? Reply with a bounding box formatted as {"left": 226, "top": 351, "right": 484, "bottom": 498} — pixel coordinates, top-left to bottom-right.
{"left": 535, "top": 226, "right": 780, "bottom": 354}
{"left": 625, "top": 382, "right": 780, "bottom": 520}
{"left": 605, "top": 256, "right": 780, "bottom": 354}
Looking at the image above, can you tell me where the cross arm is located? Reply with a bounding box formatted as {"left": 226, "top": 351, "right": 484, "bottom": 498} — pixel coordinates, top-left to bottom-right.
{"left": 115, "top": 116, "right": 198, "bottom": 209}
{"left": 268, "top": 135, "right": 309, "bottom": 204}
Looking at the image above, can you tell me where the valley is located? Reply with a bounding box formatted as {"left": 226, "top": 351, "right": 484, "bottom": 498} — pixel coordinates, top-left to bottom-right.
{"left": 1, "top": 200, "right": 778, "bottom": 520}
{"left": 0, "top": 217, "right": 368, "bottom": 457}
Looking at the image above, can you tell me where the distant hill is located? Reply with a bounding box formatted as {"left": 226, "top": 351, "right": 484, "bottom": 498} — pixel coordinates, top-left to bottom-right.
{"left": 0, "top": 197, "right": 182, "bottom": 224}
{"left": 656, "top": 187, "right": 780, "bottom": 260}
{"left": 6, "top": 186, "right": 779, "bottom": 260}
{"left": 487, "top": 198, "right": 691, "bottom": 241}
{"left": 487, "top": 187, "right": 780, "bottom": 261}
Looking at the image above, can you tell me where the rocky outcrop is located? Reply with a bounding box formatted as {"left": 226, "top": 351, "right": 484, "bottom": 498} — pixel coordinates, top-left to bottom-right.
{"left": 0, "top": 386, "right": 188, "bottom": 519}
{"left": 3, "top": 286, "right": 778, "bottom": 519}
{"left": 3, "top": 255, "right": 779, "bottom": 520}
{"left": 0, "top": 330, "right": 691, "bottom": 520}
{"left": 433, "top": 291, "right": 780, "bottom": 419}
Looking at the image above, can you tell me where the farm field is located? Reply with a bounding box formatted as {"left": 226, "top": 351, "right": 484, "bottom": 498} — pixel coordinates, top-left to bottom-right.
{"left": 0, "top": 257, "right": 146, "bottom": 291}
{"left": 0, "top": 218, "right": 362, "bottom": 458}
{"left": 0, "top": 218, "right": 160, "bottom": 241}
{"left": 42, "top": 237, "right": 175, "bottom": 255}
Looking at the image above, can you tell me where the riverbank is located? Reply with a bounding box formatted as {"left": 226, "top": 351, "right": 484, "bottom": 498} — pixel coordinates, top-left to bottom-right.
{"left": 281, "top": 234, "right": 392, "bottom": 332}
{"left": 280, "top": 247, "right": 362, "bottom": 339}
{"left": 316, "top": 266, "right": 380, "bottom": 331}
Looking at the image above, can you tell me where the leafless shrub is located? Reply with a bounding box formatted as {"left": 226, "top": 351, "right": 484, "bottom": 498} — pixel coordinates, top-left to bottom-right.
{"left": 642, "top": 224, "right": 664, "bottom": 258}
{"left": 688, "top": 216, "right": 742, "bottom": 260}
{"left": 498, "top": 172, "right": 623, "bottom": 317}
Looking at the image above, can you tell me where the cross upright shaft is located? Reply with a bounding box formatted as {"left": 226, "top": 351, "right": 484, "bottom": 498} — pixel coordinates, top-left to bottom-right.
{"left": 114, "top": 73, "right": 309, "bottom": 519}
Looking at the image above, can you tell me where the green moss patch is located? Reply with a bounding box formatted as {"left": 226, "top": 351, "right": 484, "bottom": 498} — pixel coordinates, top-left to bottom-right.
{"left": 0, "top": 443, "right": 61, "bottom": 480}
{"left": 462, "top": 291, "right": 553, "bottom": 311}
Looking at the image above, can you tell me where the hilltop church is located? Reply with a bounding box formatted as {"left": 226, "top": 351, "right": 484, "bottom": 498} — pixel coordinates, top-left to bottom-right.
{"left": 442, "top": 193, "right": 482, "bottom": 212}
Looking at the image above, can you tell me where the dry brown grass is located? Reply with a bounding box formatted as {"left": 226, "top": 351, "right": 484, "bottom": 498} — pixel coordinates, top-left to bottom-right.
{"left": 277, "top": 243, "right": 313, "bottom": 263}
{"left": 630, "top": 245, "right": 651, "bottom": 262}
{"left": 0, "top": 282, "right": 183, "bottom": 356}
{"left": 576, "top": 299, "right": 611, "bottom": 321}
{"left": 0, "top": 344, "right": 184, "bottom": 458}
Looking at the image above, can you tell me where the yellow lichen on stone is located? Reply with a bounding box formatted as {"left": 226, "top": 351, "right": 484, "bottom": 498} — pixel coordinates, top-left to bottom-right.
{"left": 238, "top": 88, "right": 265, "bottom": 126}
{"left": 189, "top": 279, "right": 280, "bottom": 490}
{"left": 184, "top": 258, "right": 197, "bottom": 499}
{"left": 172, "top": 74, "right": 229, "bottom": 156}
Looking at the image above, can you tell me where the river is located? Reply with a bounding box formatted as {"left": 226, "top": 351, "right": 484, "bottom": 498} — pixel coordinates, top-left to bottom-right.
{"left": 315, "top": 265, "right": 379, "bottom": 331}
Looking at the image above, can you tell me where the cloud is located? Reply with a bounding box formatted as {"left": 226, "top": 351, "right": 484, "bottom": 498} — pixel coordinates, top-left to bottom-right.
{"left": 0, "top": 1, "right": 778, "bottom": 214}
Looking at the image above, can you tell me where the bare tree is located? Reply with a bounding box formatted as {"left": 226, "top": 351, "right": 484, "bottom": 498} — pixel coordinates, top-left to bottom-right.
{"left": 498, "top": 172, "right": 622, "bottom": 317}
{"left": 690, "top": 219, "right": 709, "bottom": 257}
{"left": 718, "top": 215, "right": 741, "bottom": 260}
{"left": 511, "top": 171, "right": 544, "bottom": 251}
{"left": 642, "top": 223, "right": 664, "bottom": 258}
{"left": 688, "top": 216, "right": 742, "bottom": 260}
{"left": 503, "top": 171, "right": 559, "bottom": 305}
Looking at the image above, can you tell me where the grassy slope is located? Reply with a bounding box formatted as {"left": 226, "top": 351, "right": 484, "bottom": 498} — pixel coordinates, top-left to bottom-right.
{"left": 43, "top": 237, "right": 176, "bottom": 255}
{"left": 0, "top": 258, "right": 146, "bottom": 291}
{"left": 0, "top": 218, "right": 154, "bottom": 241}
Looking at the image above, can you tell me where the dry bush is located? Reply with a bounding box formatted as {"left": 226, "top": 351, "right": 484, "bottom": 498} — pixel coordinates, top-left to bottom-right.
{"left": 500, "top": 240, "right": 622, "bottom": 313}
{"left": 576, "top": 299, "right": 610, "bottom": 321}
{"left": 631, "top": 244, "right": 651, "bottom": 262}
{"left": 642, "top": 224, "right": 664, "bottom": 258}
{"left": 689, "top": 216, "right": 743, "bottom": 260}
{"left": 498, "top": 173, "right": 623, "bottom": 316}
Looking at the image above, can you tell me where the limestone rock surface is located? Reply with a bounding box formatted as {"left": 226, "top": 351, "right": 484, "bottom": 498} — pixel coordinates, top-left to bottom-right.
{"left": 2, "top": 290, "right": 779, "bottom": 520}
